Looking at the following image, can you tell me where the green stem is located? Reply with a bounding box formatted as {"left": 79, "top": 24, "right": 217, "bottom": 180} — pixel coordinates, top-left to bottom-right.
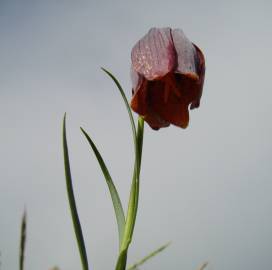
{"left": 116, "top": 117, "right": 144, "bottom": 270}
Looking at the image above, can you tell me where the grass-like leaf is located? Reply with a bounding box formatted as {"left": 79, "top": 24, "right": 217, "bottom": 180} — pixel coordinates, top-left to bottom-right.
{"left": 62, "top": 114, "right": 89, "bottom": 270}
{"left": 198, "top": 262, "right": 208, "bottom": 270}
{"left": 80, "top": 127, "right": 125, "bottom": 250}
{"left": 19, "top": 210, "right": 27, "bottom": 270}
{"left": 127, "top": 242, "right": 171, "bottom": 270}
{"left": 101, "top": 68, "right": 137, "bottom": 153}
{"left": 101, "top": 69, "right": 145, "bottom": 270}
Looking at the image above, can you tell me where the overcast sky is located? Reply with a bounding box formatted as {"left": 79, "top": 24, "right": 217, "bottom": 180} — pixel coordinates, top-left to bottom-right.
{"left": 1, "top": 0, "right": 272, "bottom": 270}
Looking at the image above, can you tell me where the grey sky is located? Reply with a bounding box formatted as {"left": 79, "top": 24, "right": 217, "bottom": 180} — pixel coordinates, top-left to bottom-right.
{"left": 1, "top": 0, "right": 272, "bottom": 270}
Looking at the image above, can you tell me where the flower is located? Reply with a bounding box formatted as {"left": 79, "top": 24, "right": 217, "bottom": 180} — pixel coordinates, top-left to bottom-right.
{"left": 130, "top": 27, "right": 205, "bottom": 130}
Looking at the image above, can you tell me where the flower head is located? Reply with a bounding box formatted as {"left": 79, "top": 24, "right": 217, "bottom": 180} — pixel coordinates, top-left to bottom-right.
{"left": 130, "top": 27, "right": 205, "bottom": 130}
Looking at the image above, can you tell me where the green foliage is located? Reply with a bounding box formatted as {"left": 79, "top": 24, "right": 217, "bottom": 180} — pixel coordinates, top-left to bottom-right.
{"left": 127, "top": 242, "right": 171, "bottom": 270}
{"left": 62, "top": 70, "right": 170, "bottom": 270}
{"left": 19, "top": 211, "right": 27, "bottom": 270}
{"left": 101, "top": 68, "right": 145, "bottom": 270}
{"left": 80, "top": 127, "right": 125, "bottom": 250}
{"left": 63, "top": 114, "right": 89, "bottom": 270}
{"left": 198, "top": 262, "right": 208, "bottom": 270}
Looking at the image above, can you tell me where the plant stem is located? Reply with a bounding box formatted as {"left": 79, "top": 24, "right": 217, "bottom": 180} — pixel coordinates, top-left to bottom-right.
{"left": 116, "top": 117, "right": 144, "bottom": 270}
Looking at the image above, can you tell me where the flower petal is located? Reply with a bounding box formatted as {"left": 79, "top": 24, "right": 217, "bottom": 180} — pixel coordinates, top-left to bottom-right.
{"left": 130, "top": 78, "right": 149, "bottom": 116}
{"left": 143, "top": 113, "right": 170, "bottom": 130}
{"left": 146, "top": 79, "right": 190, "bottom": 128}
{"left": 130, "top": 27, "right": 206, "bottom": 130}
{"left": 130, "top": 79, "right": 170, "bottom": 129}
{"left": 131, "top": 28, "right": 176, "bottom": 80}
{"left": 190, "top": 44, "right": 206, "bottom": 109}
{"left": 171, "top": 29, "right": 199, "bottom": 79}
{"left": 130, "top": 65, "right": 143, "bottom": 94}
{"left": 131, "top": 77, "right": 191, "bottom": 129}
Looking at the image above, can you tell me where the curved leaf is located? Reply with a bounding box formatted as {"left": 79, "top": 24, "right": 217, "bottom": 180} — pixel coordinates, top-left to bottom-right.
{"left": 101, "top": 69, "right": 145, "bottom": 270}
{"left": 63, "top": 114, "right": 89, "bottom": 270}
{"left": 127, "top": 242, "right": 171, "bottom": 270}
{"left": 81, "top": 127, "right": 125, "bottom": 249}
{"left": 19, "top": 210, "right": 27, "bottom": 270}
{"left": 101, "top": 68, "right": 137, "bottom": 154}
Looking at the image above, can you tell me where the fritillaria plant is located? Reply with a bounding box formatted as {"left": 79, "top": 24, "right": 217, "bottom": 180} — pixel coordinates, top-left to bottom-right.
{"left": 63, "top": 27, "right": 205, "bottom": 270}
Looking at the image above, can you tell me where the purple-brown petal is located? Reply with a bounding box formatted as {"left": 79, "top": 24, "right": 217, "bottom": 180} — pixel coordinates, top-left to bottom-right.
{"left": 130, "top": 27, "right": 206, "bottom": 130}
{"left": 131, "top": 28, "right": 176, "bottom": 80}
{"left": 130, "top": 65, "right": 143, "bottom": 93}
{"left": 190, "top": 44, "right": 206, "bottom": 110}
{"left": 130, "top": 78, "right": 171, "bottom": 130}
{"left": 171, "top": 28, "right": 199, "bottom": 80}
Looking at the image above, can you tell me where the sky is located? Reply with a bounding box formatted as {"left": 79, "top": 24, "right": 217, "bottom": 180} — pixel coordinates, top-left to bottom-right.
{"left": 0, "top": 0, "right": 272, "bottom": 269}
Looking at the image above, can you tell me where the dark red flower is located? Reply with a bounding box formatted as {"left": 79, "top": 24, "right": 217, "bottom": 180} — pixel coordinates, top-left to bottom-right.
{"left": 130, "top": 27, "right": 205, "bottom": 130}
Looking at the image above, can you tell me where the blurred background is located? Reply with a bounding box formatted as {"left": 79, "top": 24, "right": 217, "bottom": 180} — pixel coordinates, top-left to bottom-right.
{"left": 1, "top": 0, "right": 272, "bottom": 269}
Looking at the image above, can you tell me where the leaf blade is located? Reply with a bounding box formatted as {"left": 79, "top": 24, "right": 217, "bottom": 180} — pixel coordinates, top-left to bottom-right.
{"left": 81, "top": 127, "right": 125, "bottom": 250}
{"left": 101, "top": 68, "right": 137, "bottom": 151}
{"left": 127, "top": 242, "right": 171, "bottom": 270}
{"left": 198, "top": 262, "right": 209, "bottom": 270}
{"left": 63, "top": 114, "right": 89, "bottom": 270}
{"left": 101, "top": 69, "right": 145, "bottom": 270}
{"left": 19, "top": 210, "right": 27, "bottom": 270}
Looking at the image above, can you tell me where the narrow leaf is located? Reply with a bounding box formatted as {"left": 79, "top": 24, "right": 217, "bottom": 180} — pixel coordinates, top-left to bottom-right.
{"left": 81, "top": 127, "right": 125, "bottom": 249}
{"left": 62, "top": 114, "right": 89, "bottom": 270}
{"left": 101, "top": 68, "right": 137, "bottom": 154}
{"left": 127, "top": 242, "right": 171, "bottom": 270}
{"left": 198, "top": 262, "right": 208, "bottom": 270}
{"left": 19, "top": 210, "right": 27, "bottom": 270}
{"left": 101, "top": 69, "right": 145, "bottom": 270}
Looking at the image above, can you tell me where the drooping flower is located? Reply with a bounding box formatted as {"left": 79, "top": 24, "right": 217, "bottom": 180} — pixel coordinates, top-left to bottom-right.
{"left": 130, "top": 27, "right": 205, "bottom": 130}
